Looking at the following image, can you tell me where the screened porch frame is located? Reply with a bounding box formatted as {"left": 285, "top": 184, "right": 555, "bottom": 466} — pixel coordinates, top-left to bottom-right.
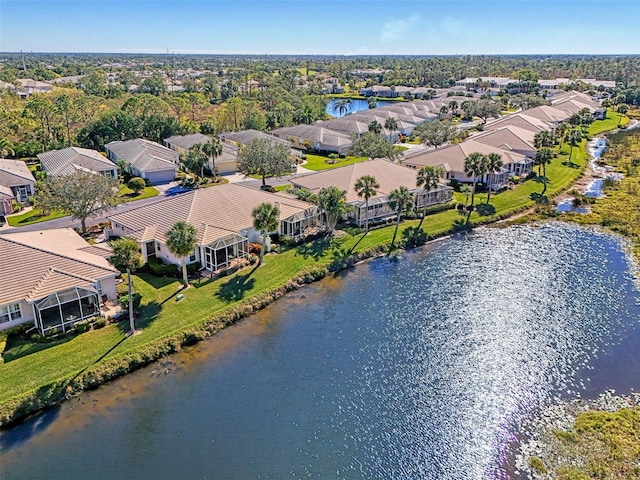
{"left": 34, "top": 286, "right": 100, "bottom": 335}
{"left": 202, "top": 234, "right": 249, "bottom": 272}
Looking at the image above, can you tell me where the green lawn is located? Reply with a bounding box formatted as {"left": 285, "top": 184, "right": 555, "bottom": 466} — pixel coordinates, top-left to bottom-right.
{"left": 7, "top": 209, "right": 67, "bottom": 227}
{"left": 274, "top": 184, "right": 290, "bottom": 192}
{"left": 303, "top": 153, "right": 369, "bottom": 171}
{"left": 0, "top": 115, "right": 609, "bottom": 424}
{"left": 118, "top": 185, "right": 159, "bottom": 202}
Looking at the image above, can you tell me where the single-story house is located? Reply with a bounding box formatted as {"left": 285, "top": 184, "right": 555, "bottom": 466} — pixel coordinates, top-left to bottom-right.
{"left": 290, "top": 159, "right": 453, "bottom": 227}
{"left": 470, "top": 125, "right": 537, "bottom": 158}
{"left": 360, "top": 85, "right": 399, "bottom": 98}
{"left": 106, "top": 183, "right": 320, "bottom": 273}
{"left": 0, "top": 229, "right": 119, "bottom": 335}
{"left": 38, "top": 147, "right": 118, "bottom": 178}
{"left": 105, "top": 139, "right": 179, "bottom": 185}
{"left": 521, "top": 105, "right": 571, "bottom": 128}
{"left": 164, "top": 133, "right": 240, "bottom": 175}
{"left": 0, "top": 159, "right": 36, "bottom": 210}
{"left": 16, "top": 78, "right": 53, "bottom": 97}
{"left": 402, "top": 140, "right": 533, "bottom": 188}
{"left": 271, "top": 124, "right": 353, "bottom": 154}
{"left": 484, "top": 112, "right": 553, "bottom": 135}
{"left": 164, "top": 133, "right": 213, "bottom": 155}
{"left": 219, "top": 129, "right": 291, "bottom": 148}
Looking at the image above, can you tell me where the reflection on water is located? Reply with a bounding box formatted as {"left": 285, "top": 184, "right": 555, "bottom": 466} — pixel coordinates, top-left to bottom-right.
{"left": 2, "top": 223, "right": 640, "bottom": 480}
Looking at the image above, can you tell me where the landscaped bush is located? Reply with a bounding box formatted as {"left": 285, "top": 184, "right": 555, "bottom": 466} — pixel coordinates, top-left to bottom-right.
{"left": 119, "top": 292, "right": 142, "bottom": 311}
{"left": 248, "top": 243, "right": 263, "bottom": 256}
{"left": 127, "top": 177, "right": 146, "bottom": 194}
{"left": 146, "top": 257, "right": 179, "bottom": 277}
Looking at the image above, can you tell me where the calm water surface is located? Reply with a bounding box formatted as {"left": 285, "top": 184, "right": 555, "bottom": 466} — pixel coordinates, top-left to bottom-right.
{"left": 2, "top": 224, "right": 640, "bottom": 479}
{"left": 326, "top": 98, "right": 392, "bottom": 117}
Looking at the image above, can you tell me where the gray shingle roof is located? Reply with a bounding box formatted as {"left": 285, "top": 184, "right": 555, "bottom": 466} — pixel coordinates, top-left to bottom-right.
{"left": 105, "top": 139, "right": 178, "bottom": 173}
{"left": 220, "top": 129, "right": 291, "bottom": 147}
{"left": 37, "top": 147, "right": 117, "bottom": 176}
{"left": 0, "top": 159, "right": 36, "bottom": 187}
{"left": 164, "top": 133, "right": 212, "bottom": 151}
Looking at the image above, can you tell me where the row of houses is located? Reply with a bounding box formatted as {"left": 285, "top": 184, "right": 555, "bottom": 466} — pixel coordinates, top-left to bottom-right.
{"left": 454, "top": 77, "right": 616, "bottom": 90}
{"left": 0, "top": 155, "right": 454, "bottom": 335}
{"left": 402, "top": 90, "right": 604, "bottom": 188}
{"left": 271, "top": 97, "right": 482, "bottom": 152}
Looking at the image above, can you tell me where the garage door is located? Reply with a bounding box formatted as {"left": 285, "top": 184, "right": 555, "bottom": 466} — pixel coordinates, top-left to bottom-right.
{"left": 145, "top": 169, "right": 176, "bottom": 185}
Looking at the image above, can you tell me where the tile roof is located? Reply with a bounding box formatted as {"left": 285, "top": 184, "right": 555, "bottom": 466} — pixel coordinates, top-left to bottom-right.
{"left": 471, "top": 125, "right": 536, "bottom": 156}
{"left": 290, "top": 159, "right": 439, "bottom": 203}
{"left": 164, "top": 133, "right": 212, "bottom": 151}
{"left": 271, "top": 125, "right": 353, "bottom": 149}
{"left": 37, "top": 147, "right": 117, "bottom": 176}
{"left": 402, "top": 140, "right": 529, "bottom": 173}
{"left": 0, "top": 159, "right": 36, "bottom": 188}
{"left": 484, "top": 113, "right": 553, "bottom": 134}
{"left": 105, "top": 139, "right": 178, "bottom": 173}
{"left": 0, "top": 229, "right": 119, "bottom": 305}
{"left": 108, "top": 183, "right": 316, "bottom": 246}
{"left": 219, "top": 129, "right": 291, "bottom": 147}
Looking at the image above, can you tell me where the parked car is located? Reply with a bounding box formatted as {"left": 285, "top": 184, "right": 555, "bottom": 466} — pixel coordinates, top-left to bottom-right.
{"left": 0, "top": 215, "right": 6, "bottom": 227}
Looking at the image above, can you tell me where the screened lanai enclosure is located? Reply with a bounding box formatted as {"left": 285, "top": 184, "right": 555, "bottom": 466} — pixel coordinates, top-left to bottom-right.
{"left": 34, "top": 286, "right": 100, "bottom": 335}
{"left": 202, "top": 233, "right": 249, "bottom": 272}
{"left": 280, "top": 208, "right": 320, "bottom": 239}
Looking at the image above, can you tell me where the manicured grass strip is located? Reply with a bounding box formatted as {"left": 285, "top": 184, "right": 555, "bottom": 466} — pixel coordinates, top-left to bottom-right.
{"left": 7, "top": 209, "right": 67, "bottom": 226}
{"left": 0, "top": 116, "right": 608, "bottom": 425}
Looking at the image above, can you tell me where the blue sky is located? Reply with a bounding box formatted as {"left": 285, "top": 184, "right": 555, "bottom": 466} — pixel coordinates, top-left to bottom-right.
{"left": 1, "top": 0, "right": 638, "bottom": 55}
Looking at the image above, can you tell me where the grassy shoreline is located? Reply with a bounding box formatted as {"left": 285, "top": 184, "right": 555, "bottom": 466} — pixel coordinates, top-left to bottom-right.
{"left": 0, "top": 115, "right": 620, "bottom": 429}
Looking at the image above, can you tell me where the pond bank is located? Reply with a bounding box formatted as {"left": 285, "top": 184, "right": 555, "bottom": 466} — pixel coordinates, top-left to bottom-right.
{"left": 0, "top": 115, "right": 623, "bottom": 429}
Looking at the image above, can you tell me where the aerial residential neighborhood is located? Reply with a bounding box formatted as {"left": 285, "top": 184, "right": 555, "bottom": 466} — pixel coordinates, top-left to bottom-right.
{"left": 1, "top": 4, "right": 639, "bottom": 475}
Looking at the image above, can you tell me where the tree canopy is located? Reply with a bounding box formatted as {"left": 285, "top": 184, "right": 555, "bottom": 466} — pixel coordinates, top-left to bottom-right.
{"left": 237, "top": 138, "right": 295, "bottom": 187}
{"left": 350, "top": 131, "right": 399, "bottom": 162}
{"left": 35, "top": 171, "right": 121, "bottom": 233}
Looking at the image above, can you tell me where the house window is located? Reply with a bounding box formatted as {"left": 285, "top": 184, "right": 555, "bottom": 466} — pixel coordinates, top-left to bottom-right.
{"left": 189, "top": 250, "right": 197, "bottom": 262}
{"left": 0, "top": 303, "right": 22, "bottom": 324}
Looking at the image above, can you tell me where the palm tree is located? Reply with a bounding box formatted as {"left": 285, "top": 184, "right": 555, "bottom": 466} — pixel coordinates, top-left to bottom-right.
{"left": 387, "top": 185, "right": 414, "bottom": 251}
{"left": 534, "top": 129, "right": 555, "bottom": 149}
{"left": 110, "top": 237, "right": 145, "bottom": 335}
{"left": 367, "top": 96, "right": 377, "bottom": 109}
{"left": 333, "top": 98, "right": 352, "bottom": 117}
{"left": 416, "top": 166, "right": 443, "bottom": 230}
{"left": 202, "top": 137, "right": 223, "bottom": 180}
{"left": 448, "top": 100, "right": 459, "bottom": 117}
{"left": 354, "top": 175, "right": 379, "bottom": 233}
{"left": 368, "top": 120, "right": 382, "bottom": 135}
{"left": 384, "top": 117, "right": 398, "bottom": 142}
{"left": 555, "top": 122, "right": 569, "bottom": 146}
{"left": 317, "top": 186, "right": 351, "bottom": 235}
{"left": 484, "top": 153, "right": 504, "bottom": 203}
{"left": 165, "top": 221, "right": 198, "bottom": 287}
{"left": 439, "top": 105, "right": 449, "bottom": 120}
{"left": 533, "top": 147, "right": 554, "bottom": 194}
{"left": 565, "top": 128, "right": 583, "bottom": 165}
{"left": 617, "top": 103, "right": 628, "bottom": 126}
{"left": 460, "top": 184, "right": 473, "bottom": 209}
{"left": 0, "top": 138, "right": 15, "bottom": 157}
{"left": 184, "top": 145, "right": 209, "bottom": 180}
{"left": 252, "top": 202, "right": 280, "bottom": 265}
{"left": 463, "top": 152, "right": 488, "bottom": 209}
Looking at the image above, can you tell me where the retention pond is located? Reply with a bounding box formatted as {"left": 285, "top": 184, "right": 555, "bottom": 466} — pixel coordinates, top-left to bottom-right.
{"left": 2, "top": 223, "right": 640, "bottom": 479}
